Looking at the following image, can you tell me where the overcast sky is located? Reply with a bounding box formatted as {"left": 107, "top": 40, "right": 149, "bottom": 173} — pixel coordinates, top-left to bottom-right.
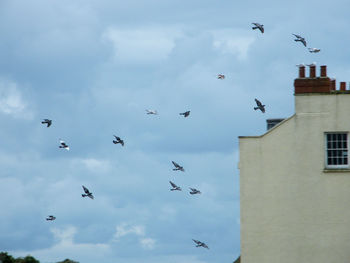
{"left": 1, "top": 0, "right": 350, "bottom": 262}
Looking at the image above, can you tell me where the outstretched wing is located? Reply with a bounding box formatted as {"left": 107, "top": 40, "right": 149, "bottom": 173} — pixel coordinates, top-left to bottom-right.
{"left": 82, "top": 185, "right": 89, "bottom": 194}
{"left": 292, "top": 33, "right": 301, "bottom": 38}
{"left": 255, "top": 99, "right": 262, "bottom": 107}
{"left": 172, "top": 161, "right": 180, "bottom": 168}
{"left": 192, "top": 239, "right": 201, "bottom": 245}
{"left": 114, "top": 135, "right": 120, "bottom": 140}
{"left": 170, "top": 181, "right": 177, "bottom": 188}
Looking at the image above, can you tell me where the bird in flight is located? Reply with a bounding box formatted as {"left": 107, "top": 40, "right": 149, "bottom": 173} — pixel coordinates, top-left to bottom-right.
{"left": 292, "top": 34, "right": 307, "bottom": 47}
{"left": 217, "top": 74, "right": 225, "bottom": 80}
{"left": 46, "top": 215, "right": 56, "bottom": 221}
{"left": 172, "top": 161, "right": 185, "bottom": 172}
{"left": 179, "top": 111, "right": 190, "bottom": 118}
{"left": 41, "top": 119, "right": 52, "bottom": 127}
{"left": 169, "top": 181, "right": 182, "bottom": 191}
{"left": 252, "top": 23, "right": 264, "bottom": 33}
{"left": 82, "top": 185, "right": 94, "bottom": 199}
{"left": 59, "top": 139, "right": 69, "bottom": 151}
{"left": 145, "top": 109, "right": 158, "bottom": 115}
{"left": 306, "top": 62, "right": 316, "bottom": 67}
{"left": 192, "top": 239, "right": 209, "bottom": 249}
{"left": 113, "top": 135, "right": 124, "bottom": 146}
{"left": 189, "top": 188, "right": 201, "bottom": 195}
{"left": 254, "top": 99, "right": 265, "bottom": 113}
{"left": 308, "top": 48, "right": 320, "bottom": 53}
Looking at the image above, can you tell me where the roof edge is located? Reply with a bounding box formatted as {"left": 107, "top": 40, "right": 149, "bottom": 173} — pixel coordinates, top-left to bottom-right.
{"left": 238, "top": 114, "right": 295, "bottom": 139}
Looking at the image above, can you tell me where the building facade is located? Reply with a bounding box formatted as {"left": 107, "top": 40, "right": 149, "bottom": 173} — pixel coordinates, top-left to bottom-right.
{"left": 239, "top": 65, "right": 350, "bottom": 263}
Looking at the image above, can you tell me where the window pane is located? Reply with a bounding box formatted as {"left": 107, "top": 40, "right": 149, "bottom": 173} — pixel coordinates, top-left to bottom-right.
{"left": 332, "top": 141, "right": 337, "bottom": 148}
{"left": 337, "top": 134, "right": 342, "bottom": 141}
{"left": 338, "top": 141, "right": 342, "bottom": 148}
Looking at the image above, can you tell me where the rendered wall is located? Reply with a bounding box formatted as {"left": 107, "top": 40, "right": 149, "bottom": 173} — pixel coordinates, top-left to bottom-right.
{"left": 239, "top": 93, "right": 350, "bottom": 263}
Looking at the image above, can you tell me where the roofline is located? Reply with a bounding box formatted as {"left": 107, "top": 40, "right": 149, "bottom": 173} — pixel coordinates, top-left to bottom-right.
{"left": 238, "top": 114, "right": 295, "bottom": 139}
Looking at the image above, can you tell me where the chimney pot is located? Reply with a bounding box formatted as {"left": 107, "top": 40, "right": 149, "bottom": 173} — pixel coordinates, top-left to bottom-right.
{"left": 309, "top": 65, "right": 316, "bottom": 78}
{"left": 298, "top": 66, "right": 305, "bottom": 78}
{"left": 340, "top": 82, "right": 346, "bottom": 91}
{"left": 331, "top": 79, "right": 336, "bottom": 90}
{"left": 320, "top": 65, "right": 327, "bottom": 77}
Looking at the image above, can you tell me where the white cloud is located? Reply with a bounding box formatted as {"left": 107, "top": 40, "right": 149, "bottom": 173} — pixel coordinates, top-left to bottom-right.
{"left": 114, "top": 223, "right": 145, "bottom": 239}
{"left": 102, "top": 27, "right": 183, "bottom": 63}
{"left": 139, "top": 238, "right": 156, "bottom": 250}
{"left": 80, "top": 158, "right": 111, "bottom": 172}
{"left": 11, "top": 226, "right": 111, "bottom": 263}
{"left": 211, "top": 29, "right": 255, "bottom": 60}
{"left": 0, "top": 78, "right": 33, "bottom": 119}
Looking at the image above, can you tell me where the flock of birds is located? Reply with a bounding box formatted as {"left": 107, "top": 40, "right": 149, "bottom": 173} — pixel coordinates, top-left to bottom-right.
{"left": 41, "top": 22, "right": 321, "bottom": 254}
{"left": 41, "top": 107, "right": 210, "bottom": 250}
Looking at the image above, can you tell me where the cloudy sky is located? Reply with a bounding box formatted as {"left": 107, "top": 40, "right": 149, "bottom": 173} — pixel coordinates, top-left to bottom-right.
{"left": 1, "top": 0, "right": 350, "bottom": 262}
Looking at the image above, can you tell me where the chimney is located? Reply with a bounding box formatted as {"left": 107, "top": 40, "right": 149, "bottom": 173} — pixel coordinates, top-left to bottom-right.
{"left": 309, "top": 64, "right": 316, "bottom": 78}
{"left": 340, "top": 82, "right": 346, "bottom": 91}
{"left": 331, "top": 79, "right": 336, "bottom": 90}
{"left": 320, "top": 65, "right": 327, "bottom": 77}
{"left": 294, "top": 65, "right": 332, "bottom": 94}
{"left": 298, "top": 66, "right": 305, "bottom": 78}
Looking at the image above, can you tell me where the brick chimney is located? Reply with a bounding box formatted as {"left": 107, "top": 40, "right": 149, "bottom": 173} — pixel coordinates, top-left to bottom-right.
{"left": 294, "top": 65, "right": 333, "bottom": 94}
{"left": 340, "top": 82, "right": 346, "bottom": 91}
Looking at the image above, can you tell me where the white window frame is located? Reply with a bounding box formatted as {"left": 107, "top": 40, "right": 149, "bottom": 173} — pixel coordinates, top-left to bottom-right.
{"left": 325, "top": 132, "right": 349, "bottom": 169}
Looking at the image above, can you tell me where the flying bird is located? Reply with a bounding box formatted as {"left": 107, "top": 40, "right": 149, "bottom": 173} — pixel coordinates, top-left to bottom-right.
{"left": 179, "top": 111, "right": 190, "bottom": 117}
{"left": 217, "top": 74, "right": 225, "bottom": 80}
{"left": 306, "top": 62, "right": 316, "bottom": 67}
{"left": 41, "top": 119, "right": 52, "bottom": 127}
{"left": 172, "top": 161, "right": 185, "bottom": 172}
{"left": 292, "top": 34, "right": 307, "bottom": 47}
{"left": 254, "top": 99, "right": 265, "bottom": 113}
{"left": 59, "top": 139, "right": 69, "bottom": 151}
{"left": 146, "top": 109, "right": 158, "bottom": 115}
{"left": 189, "top": 188, "right": 201, "bottom": 195}
{"left": 169, "top": 181, "right": 182, "bottom": 191}
{"left": 308, "top": 48, "right": 320, "bottom": 53}
{"left": 192, "top": 239, "right": 209, "bottom": 249}
{"left": 46, "top": 215, "right": 56, "bottom": 221}
{"left": 113, "top": 135, "right": 124, "bottom": 146}
{"left": 82, "top": 185, "right": 94, "bottom": 199}
{"left": 252, "top": 23, "right": 264, "bottom": 33}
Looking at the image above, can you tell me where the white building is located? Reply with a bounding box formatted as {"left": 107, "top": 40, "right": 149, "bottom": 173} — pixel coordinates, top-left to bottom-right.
{"left": 239, "top": 65, "right": 350, "bottom": 263}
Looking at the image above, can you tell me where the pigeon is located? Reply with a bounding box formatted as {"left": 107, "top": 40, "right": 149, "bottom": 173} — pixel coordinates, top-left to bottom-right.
{"left": 46, "top": 215, "right": 56, "bottom": 221}
{"left": 296, "top": 63, "right": 305, "bottom": 67}
{"left": 41, "top": 119, "right": 52, "bottom": 127}
{"left": 192, "top": 239, "right": 209, "bottom": 249}
{"left": 169, "top": 181, "right": 182, "bottom": 191}
{"left": 306, "top": 62, "right": 316, "bottom": 67}
{"left": 113, "top": 135, "right": 124, "bottom": 146}
{"left": 308, "top": 48, "right": 320, "bottom": 53}
{"left": 172, "top": 161, "right": 185, "bottom": 172}
{"left": 217, "top": 74, "right": 225, "bottom": 80}
{"left": 189, "top": 188, "right": 201, "bottom": 195}
{"left": 146, "top": 109, "right": 158, "bottom": 115}
{"left": 59, "top": 139, "right": 69, "bottom": 151}
{"left": 252, "top": 23, "right": 264, "bottom": 33}
{"left": 179, "top": 111, "right": 190, "bottom": 118}
{"left": 254, "top": 98, "right": 265, "bottom": 113}
{"left": 82, "top": 185, "right": 94, "bottom": 199}
{"left": 292, "top": 34, "right": 307, "bottom": 47}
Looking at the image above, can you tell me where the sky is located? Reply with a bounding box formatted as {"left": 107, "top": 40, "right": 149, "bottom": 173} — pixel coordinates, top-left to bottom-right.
{"left": 0, "top": 0, "right": 350, "bottom": 262}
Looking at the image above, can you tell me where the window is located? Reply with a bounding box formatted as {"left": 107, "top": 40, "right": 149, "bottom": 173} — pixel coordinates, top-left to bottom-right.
{"left": 325, "top": 133, "right": 349, "bottom": 168}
